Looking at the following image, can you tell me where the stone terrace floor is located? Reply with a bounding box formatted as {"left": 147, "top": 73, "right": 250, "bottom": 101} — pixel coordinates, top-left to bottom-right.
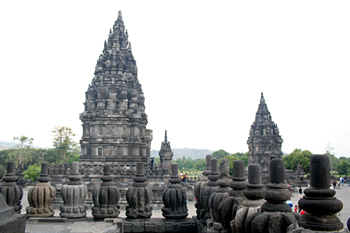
{"left": 23, "top": 185, "right": 350, "bottom": 232}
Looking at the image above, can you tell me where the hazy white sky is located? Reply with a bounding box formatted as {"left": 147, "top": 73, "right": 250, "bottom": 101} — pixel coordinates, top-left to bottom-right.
{"left": 1, "top": 1, "right": 349, "bottom": 157}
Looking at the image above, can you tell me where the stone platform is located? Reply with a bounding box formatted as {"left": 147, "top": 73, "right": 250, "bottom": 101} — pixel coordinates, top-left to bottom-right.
{"left": 25, "top": 217, "right": 121, "bottom": 233}
{"left": 0, "top": 213, "right": 26, "bottom": 233}
{"left": 25, "top": 217, "right": 196, "bottom": 233}
{"left": 123, "top": 218, "right": 196, "bottom": 233}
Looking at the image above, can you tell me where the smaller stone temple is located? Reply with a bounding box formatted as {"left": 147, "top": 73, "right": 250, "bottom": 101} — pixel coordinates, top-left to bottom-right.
{"left": 158, "top": 130, "right": 173, "bottom": 171}
{"left": 247, "top": 93, "right": 283, "bottom": 171}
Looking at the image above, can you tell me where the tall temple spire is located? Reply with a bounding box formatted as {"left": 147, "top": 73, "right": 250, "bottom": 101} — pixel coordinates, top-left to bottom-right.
{"left": 79, "top": 11, "right": 153, "bottom": 167}
{"left": 159, "top": 130, "right": 173, "bottom": 171}
{"left": 247, "top": 93, "right": 283, "bottom": 172}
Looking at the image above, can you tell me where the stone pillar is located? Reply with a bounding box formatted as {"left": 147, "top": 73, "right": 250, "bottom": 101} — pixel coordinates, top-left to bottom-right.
{"left": 231, "top": 164, "right": 265, "bottom": 233}
{"left": 126, "top": 162, "right": 153, "bottom": 219}
{"left": 218, "top": 160, "right": 247, "bottom": 233}
{"left": 208, "top": 159, "right": 231, "bottom": 232}
{"left": 15, "top": 164, "right": 26, "bottom": 188}
{"left": 162, "top": 167, "right": 170, "bottom": 183}
{"left": 92, "top": 164, "right": 120, "bottom": 219}
{"left": 288, "top": 154, "right": 347, "bottom": 233}
{"left": 0, "top": 162, "right": 23, "bottom": 213}
{"left": 245, "top": 158, "right": 299, "bottom": 233}
{"left": 26, "top": 163, "right": 56, "bottom": 217}
{"left": 194, "top": 154, "right": 212, "bottom": 221}
{"left": 162, "top": 163, "right": 188, "bottom": 219}
{"left": 0, "top": 193, "right": 26, "bottom": 233}
{"left": 60, "top": 162, "right": 87, "bottom": 218}
{"left": 200, "top": 158, "right": 219, "bottom": 225}
{"left": 0, "top": 165, "right": 4, "bottom": 179}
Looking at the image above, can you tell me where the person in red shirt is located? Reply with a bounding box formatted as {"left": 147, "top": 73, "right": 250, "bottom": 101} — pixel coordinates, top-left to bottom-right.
{"left": 294, "top": 205, "right": 298, "bottom": 213}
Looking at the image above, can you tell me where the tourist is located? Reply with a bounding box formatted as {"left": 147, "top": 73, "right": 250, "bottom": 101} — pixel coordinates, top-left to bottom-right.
{"left": 340, "top": 176, "right": 344, "bottom": 186}
{"left": 298, "top": 186, "right": 303, "bottom": 198}
{"left": 286, "top": 199, "right": 293, "bottom": 209}
{"left": 150, "top": 157, "right": 154, "bottom": 170}
{"left": 332, "top": 179, "right": 337, "bottom": 189}
{"left": 294, "top": 205, "right": 299, "bottom": 213}
{"left": 184, "top": 173, "right": 188, "bottom": 183}
{"left": 347, "top": 178, "right": 349, "bottom": 187}
{"left": 180, "top": 171, "right": 183, "bottom": 181}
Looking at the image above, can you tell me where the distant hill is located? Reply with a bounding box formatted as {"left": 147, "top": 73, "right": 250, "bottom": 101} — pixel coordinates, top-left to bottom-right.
{"left": 0, "top": 141, "right": 17, "bottom": 150}
{"left": 151, "top": 148, "right": 214, "bottom": 160}
{"left": 0, "top": 141, "right": 51, "bottom": 150}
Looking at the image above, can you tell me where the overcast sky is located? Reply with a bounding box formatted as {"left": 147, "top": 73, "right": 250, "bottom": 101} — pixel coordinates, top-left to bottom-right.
{"left": 1, "top": 1, "right": 349, "bottom": 157}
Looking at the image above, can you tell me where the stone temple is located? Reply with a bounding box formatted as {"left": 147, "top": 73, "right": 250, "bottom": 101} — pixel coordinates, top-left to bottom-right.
{"left": 158, "top": 130, "right": 173, "bottom": 171}
{"left": 79, "top": 11, "right": 153, "bottom": 168}
{"left": 247, "top": 93, "right": 283, "bottom": 171}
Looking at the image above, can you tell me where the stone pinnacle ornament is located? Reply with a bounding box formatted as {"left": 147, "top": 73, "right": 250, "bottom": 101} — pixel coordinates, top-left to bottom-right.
{"left": 245, "top": 158, "right": 299, "bottom": 233}
{"left": 287, "top": 154, "right": 348, "bottom": 233}
{"left": 208, "top": 159, "right": 231, "bottom": 232}
{"left": 231, "top": 164, "right": 265, "bottom": 233}
{"left": 26, "top": 163, "right": 56, "bottom": 217}
{"left": 194, "top": 154, "right": 212, "bottom": 222}
{"left": 126, "top": 162, "right": 153, "bottom": 219}
{"left": 0, "top": 162, "right": 23, "bottom": 213}
{"left": 200, "top": 158, "right": 219, "bottom": 225}
{"left": 218, "top": 160, "right": 248, "bottom": 233}
{"left": 60, "top": 162, "right": 87, "bottom": 218}
{"left": 92, "top": 164, "right": 120, "bottom": 219}
{"left": 0, "top": 164, "right": 4, "bottom": 179}
{"left": 162, "top": 163, "right": 188, "bottom": 219}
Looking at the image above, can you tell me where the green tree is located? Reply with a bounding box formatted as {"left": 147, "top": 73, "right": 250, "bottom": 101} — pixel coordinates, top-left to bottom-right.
{"left": 52, "top": 126, "right": 77, "bottom": 164}
{"left": 182, "top": 155, "right": 186, "bottom": 170}
{"left": 212, "top": 149, "right": 229, "bottom": 160}
{"left": 23, "top": 164, "right": 41, "bottom": 181}
{"left": 12, "top": 136, "right": 34, "bottom": 166}
{"left": 0, "top": 149, "right": 17, "bottom": 168}
{"left": 338, "top": 160, "right": 350, "bottom": 175}
{"left": 193, "top": 158, "right": 206, "bottom": 170}
{"left": 219, "top": 154, "right": 240, "bottom": 174}
{"left": 231, "top": 152, "right": 249, "bottom": 166}
{"left": 283, "top": 149, "right": 312, "bottom": 173}
{"left": 186, "top": 157, "right": 195, "bottom": 169}
{"left": 43, "top": 148, "right": 60, "bottom": 164}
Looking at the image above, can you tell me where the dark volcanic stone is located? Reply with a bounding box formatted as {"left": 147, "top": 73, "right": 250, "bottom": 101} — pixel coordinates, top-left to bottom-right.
{"left": 309, "top": 154, "right": 330, "bottom": 189}
{"left": 296, "top": 154, "right": 344, "bottom": 232}
{"left": 0, "top": 162, "right": 23, "bottom": 213}
{"left": 162, "top": 164, "right": 188, "bottom": 219}
{"left": 244, "top": 158, "right": 299, "bottom": 233}
{"left": 269, "top": 158, "right": 285, "bottom": 184}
